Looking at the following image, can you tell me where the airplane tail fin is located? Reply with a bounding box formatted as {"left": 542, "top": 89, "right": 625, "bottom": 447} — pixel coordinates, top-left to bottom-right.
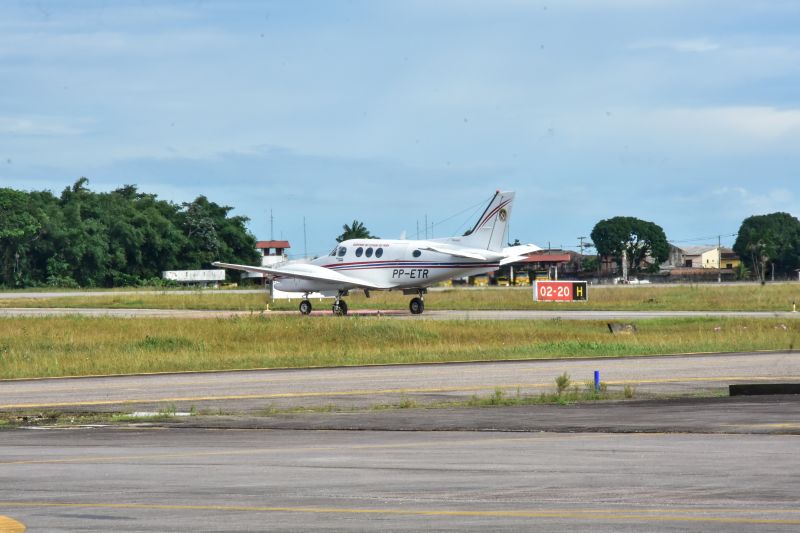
{"left": 460, "top": 190, "right": 515, "bottom": 252}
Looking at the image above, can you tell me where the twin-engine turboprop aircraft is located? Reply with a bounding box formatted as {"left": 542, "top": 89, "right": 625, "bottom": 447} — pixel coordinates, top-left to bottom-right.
{"left": 213, "top": 190, "right": 539, "bottom": 315}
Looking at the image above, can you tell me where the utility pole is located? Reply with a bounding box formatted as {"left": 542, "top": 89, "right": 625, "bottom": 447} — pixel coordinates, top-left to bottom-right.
{"left": 717, "top": 234, "right": 722, "bottom": 283}
{"left": 578, "top": 236, "right": 587, "bottom": 273}
{"left": 621, "top": 249, "right": 628, "bottom": 282}
{"left": 425, "top": 214, "right": 428, "bottom": 239}
{"left": 270, "top": 209, "right": 274, "bottom": 241}
{"left": 303, "top": 216, "right": 307, "bottom": 259}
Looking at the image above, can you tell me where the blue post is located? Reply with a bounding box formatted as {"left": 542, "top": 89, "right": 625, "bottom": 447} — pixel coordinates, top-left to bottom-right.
{"left": 594, "top": 370, "right": 600, "bottom": 393}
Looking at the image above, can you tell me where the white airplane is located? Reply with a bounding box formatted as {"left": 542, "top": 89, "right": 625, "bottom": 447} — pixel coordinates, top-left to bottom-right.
{"left": 213, "top": 190, "right": 540, "bottom": 315}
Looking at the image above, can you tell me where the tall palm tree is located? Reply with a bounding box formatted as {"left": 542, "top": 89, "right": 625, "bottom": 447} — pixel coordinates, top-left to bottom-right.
{"left": 336, "top": 220, "right": 377, "bottom": 243}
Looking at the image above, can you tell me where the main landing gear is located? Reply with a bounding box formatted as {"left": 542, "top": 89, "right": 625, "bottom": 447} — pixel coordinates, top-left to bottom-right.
{"left": 332, "top": 290, "right": 348, "bottom": 316}
{"left": 409, "top": 290, "right": 425, "bottom": 315}
{"left": 299, "top": 299, "right": 312, "bottom": 315}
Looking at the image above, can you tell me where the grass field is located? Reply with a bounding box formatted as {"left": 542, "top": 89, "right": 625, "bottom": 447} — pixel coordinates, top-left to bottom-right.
{"left": 0, "top": 315, "right": 797, "bottom": 379}
{"left": 1, "top": 283, "right": 799, "bottom": 312}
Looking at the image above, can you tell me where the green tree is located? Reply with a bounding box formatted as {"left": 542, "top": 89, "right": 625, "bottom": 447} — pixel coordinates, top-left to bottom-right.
{"left": 0, "top": 188, "right": 43, "bottom": 286}
{"left": 3, "top": 179, "right": 259, "bottom": 287}
{"left": 581, "top": 256, "right": 599, "bottom": 273}
{"left": 336, "top": 220, "right": 378, "bottom": 242}
{"left": 178, "top": 196, "right": 259, "bottom": 269}
{"left": 733, "top": 212, "right": 800, "bottom": 281}
{"left": 590, "top": 216, "right": 669, "bottom": 274}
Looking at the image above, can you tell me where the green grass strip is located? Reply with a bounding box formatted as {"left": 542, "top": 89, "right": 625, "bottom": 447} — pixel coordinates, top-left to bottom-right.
{"left": 0, "top": 315, "right": 797, "bottom": 379}
{"left": 1, "top": 284, "right": 799, "bottom": 312}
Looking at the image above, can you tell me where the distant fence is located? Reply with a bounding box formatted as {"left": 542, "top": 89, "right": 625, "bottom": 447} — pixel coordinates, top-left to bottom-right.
{"left": 162, "top": 270, "right": 226, "bottom": 284}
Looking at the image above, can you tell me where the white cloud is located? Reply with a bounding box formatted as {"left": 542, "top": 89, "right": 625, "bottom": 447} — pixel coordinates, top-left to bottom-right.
{"left": 567, "top": 106, "right": 800, "bottom": 157}
{"left": 632, "top": 38, "right": 720, "bottom": 53}
{"left": 712, "top": 186, "right": 796, "bottom": 214}
{"left": 0, "top": 116, "right": 88, "bottom": 136}
{"left": 656, "top": 106, "right": 800, "bottom": 140}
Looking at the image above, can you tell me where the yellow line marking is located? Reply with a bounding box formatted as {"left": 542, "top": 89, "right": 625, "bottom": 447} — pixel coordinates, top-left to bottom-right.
{"left": 0, "top": 502, "right": 798, "bottom": 525}
{"left": 0, "top": 516, "right": 25, "bottom": 532}
{"left": 606, "top": 376, "right": 800, "bottom": 385}
{"left": 0, "top": 433, "right": 632, "bottom": 466}
{"left": 0, "top": 359, "right": 770, "bottom": 394}
{"left": 4, "top": 376, "right": 800, "bottom": 409}
{"left": 0, "top": 384, "right": 548, "bottom": 409}
{"left": 723, "top": 423, "right": 800, "bottom": 429}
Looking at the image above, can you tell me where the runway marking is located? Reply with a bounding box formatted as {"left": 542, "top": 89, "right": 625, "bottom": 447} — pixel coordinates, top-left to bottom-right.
{"left": 4, "top": 376, "right": 800, "bottom": 409}
{"left": 0, "top": 433, "right": 640, "bottom": 466}
{"left": 723, "top": 423, "right": 800, "bottom": 430}
{"left": 0, "top": 502, "right": 798, "bottom": 525}
{"left": 0, "top": 384, "right": 552, "bottom": 409}
{"left": 0, "top": 349, "right": 790, "bottom": 384}
{"left": 0, "top": 516, "right": 25, "bottom": 532}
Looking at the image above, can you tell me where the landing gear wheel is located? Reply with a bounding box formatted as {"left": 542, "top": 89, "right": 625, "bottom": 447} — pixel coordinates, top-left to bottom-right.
{"left": 299, "top": 300, "right": 312, "bottom": 315}
{"left": 332, "top": 300, "right": 348, "bottom": 316}
{"left": 409, "top": 297, "right": 424, "bottom": 315}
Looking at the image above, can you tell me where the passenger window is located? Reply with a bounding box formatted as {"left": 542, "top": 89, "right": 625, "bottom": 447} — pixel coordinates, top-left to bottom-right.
{"left": 355, "top": 247, "right": 363, "bottom": 257}
{"left": 375, "top": 248, "right": 383, "bottom": 258}
{"left": 412, "top": 250, "right": 421, "bottom": 258}
{"left": 338, "top": 247, "right": 347, "bottom": 257}
{"left": 365, "top": 247, "right": 374, "bottom": 258}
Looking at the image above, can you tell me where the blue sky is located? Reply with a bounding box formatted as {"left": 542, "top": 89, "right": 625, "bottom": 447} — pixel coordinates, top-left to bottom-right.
{"left": 1, "top": 0, "right": 798, "bottom": 258}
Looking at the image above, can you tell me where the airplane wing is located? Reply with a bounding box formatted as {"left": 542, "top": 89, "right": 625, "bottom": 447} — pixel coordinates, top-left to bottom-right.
{"left": 419, "top": 244, "right": 504, "bottom": 261}
{"left": 211, "top": 261, "right": 391, "bottom": 290}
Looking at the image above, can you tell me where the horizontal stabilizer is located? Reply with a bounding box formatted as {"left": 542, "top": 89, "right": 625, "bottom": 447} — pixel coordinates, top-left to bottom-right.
{"left": 502, "top": 243, "right": 542, "bottom": 256}
{"left": 499, "top": 243, "right": 543, "bottom": 266}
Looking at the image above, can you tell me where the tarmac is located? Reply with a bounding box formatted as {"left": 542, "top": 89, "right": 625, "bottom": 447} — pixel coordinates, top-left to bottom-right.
{"left": 1, "top": 401, "right": 799, "bottom": 531}
{"left": 2, "top": 352, "right": 799, "bottom": 531}
{"left": 3, "top": 351, "right": 800, "bottom": 413}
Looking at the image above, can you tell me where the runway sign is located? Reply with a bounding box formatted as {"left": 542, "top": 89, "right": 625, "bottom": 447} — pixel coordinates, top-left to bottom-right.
{"left": 534, "top": 281, "right": 588, "bottom": 302}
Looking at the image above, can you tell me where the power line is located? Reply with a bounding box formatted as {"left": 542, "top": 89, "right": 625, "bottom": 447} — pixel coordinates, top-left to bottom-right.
{"left": 413, "top": 194, "right": 492, "bottom": 239}
{"left": 669, "top": 232, "right": 737, "bottom": 244}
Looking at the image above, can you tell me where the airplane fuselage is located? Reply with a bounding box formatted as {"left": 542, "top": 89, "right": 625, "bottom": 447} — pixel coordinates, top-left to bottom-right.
{"left": 272, "top": 238, "right": 499, "bottom": 293}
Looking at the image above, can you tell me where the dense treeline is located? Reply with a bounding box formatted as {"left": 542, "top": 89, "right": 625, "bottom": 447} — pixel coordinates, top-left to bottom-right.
{"left": 0, "top": 178, "right": 259, "bottom": 287}
{"left": 588, "top": 212, "right": 800, "bottom": 280}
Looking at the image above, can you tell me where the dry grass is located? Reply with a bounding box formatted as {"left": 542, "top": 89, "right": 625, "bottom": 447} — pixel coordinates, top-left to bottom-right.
{"left": 1, "top": 283, "right": 798, "bottom": 312}
{"left": 0, "top": 315, "right": 797, "bottom": 379}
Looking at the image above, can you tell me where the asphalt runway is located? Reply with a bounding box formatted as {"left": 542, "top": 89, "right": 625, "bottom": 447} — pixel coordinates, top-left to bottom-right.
{"left": 1, "top": 306, "right": 799, "bottom": 320}
{"left": 3, "top": 352, "right": 799, "bottom": 413}
{"left": 0, "top": 289, "right": 266, "bottom": 299}
{"left": 1, "top": 426, "right": 799, "bottom": 531}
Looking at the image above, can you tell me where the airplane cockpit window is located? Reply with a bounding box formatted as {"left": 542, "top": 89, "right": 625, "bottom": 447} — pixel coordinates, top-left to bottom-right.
{"left": 412, "top": 250, "right": 421, "bottom": 258}
{"left": 329, "top": 246, "right": 337, "bottom": 256}
{"left": 338, "top": 246, "right": 347, "bottom": 257}
{"left": 355, "top": 247, "right": 363, "bottom": 257}
{"left": 365, "top": 247, "right": 374, "bottom": 258}
{"left": 375, "top": 248, "right": 383, "bottom": 258}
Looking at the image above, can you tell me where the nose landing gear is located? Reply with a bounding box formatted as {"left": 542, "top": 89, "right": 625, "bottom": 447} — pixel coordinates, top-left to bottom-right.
{"left": 409, "top": 290, "right": 425, "bottom": 315}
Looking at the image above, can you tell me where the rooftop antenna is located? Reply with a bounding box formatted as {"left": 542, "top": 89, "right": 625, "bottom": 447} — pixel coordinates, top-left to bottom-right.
{"left": 303, "top": 216, "right": 307, "bottom": 259}
{"left": 270, "top": 209, "right": 274, "bottom": 241}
